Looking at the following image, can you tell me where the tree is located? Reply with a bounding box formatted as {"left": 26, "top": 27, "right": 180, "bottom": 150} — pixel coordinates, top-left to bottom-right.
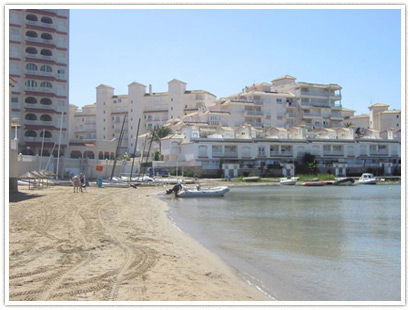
{"left": 151, "top": 126, "right": 173, "bottom": 154}
{"left": 344, "top": 121, "right": 353, "bottom": 128}
{"left": 302, "top": 153, "right": 317, "bottom": 174}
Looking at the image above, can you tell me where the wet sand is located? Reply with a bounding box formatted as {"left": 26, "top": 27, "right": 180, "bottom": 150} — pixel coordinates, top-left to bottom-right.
{"left": 8, "top": 185, "right": 269, "bottom": 302}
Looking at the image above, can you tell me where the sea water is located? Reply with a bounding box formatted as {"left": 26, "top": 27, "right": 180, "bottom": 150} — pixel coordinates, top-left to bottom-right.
{"left": 166, "top": 185, "right": 401, "bottom": 301}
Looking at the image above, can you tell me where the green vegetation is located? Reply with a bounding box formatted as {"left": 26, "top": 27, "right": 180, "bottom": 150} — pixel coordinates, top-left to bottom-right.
{"left": 296, "top": 174, "right": 335, "bottom": 182}
{"left": 151, "top": 126, "right": 173, "bottom": 153}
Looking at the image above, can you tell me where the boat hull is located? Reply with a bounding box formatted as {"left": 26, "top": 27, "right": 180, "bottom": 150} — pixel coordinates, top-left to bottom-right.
{"left": 302, "top": 181, "right": 327, "bottom": 186}
{"left": 176, "top": 186, "right": 230, "bottom": 198}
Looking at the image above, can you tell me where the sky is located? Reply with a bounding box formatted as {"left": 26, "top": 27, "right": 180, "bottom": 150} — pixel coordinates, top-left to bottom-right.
{"left": 69, "top": 8, "right": 402, "bottom": 114}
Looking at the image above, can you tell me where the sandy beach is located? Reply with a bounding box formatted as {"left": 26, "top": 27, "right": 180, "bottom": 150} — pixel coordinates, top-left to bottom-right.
{"left": 8, "top": 185, "right": 269, "bottom": 302}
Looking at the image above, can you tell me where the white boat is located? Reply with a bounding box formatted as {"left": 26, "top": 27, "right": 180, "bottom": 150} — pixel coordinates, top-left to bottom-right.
{"left": 279, "top": 177, "right": 298, "bottom": 185}
{"left": 166, "top": 184, "right": 230, "bottom": 197}
{"left": 358, "top": 173, "right": 377, "bottom": 185}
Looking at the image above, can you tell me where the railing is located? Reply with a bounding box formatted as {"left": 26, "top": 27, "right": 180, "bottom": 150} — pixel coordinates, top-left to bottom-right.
{"left": 212, "top": 152, "right": 224, "bottom": 158}
{"left": 323, "top": 151, "right": 344, "bottom": 156}
{"left": 25, "top": 37, "right": 55, "bottom": 45}
{"left": 26, "top": 20, "right": 56, "bottom": 30}
{"left": 26, "top": 70, "right": 54, "bottom": 78}
{"left": 287, "top": 112, "right": 297, "bottom": 117}
{"left": 24, "top": 136, "right": 54, "bottom": 143}
{"left": 303, "top": 112, "right": 321, "bottom": 117}
{"left": 244, "top": 110, "right": 264, "bottom": 116}
{"left": 301, "top": 90, "right": 330, "bottom": 97}
{"left": 270, "top": 151, "right": 293, "bottom": 156}
{"left": 224, "top": 152, "right": 238, "bottom": 158}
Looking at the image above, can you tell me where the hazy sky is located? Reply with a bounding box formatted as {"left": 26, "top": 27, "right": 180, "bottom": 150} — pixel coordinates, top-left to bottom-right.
{"left": 69, "top": 8, "right": 402, "bottom": 114}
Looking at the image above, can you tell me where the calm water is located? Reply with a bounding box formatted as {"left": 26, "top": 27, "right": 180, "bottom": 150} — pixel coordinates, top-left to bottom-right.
{"left": 166, "top": 185, "right": 401, "bottom": 301}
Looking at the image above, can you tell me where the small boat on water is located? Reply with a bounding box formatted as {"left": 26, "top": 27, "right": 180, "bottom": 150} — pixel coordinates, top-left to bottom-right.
{"left": 166, "top": 184, "right": 230, "bottom": 198}
{"left": 358, "top": 173, "right": 377, "bottom": 185}
{"left": 333, "top": 177, "right": 355, "bottom": 186}
{"left": 302, "top": 181, "right": 327, "bottom": 186}
{"left": 279, "top": 177, "right": 298, "bottom": 185}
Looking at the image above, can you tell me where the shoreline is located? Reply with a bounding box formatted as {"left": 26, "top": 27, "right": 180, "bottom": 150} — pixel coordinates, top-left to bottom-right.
{"left": 9, "top": 185, "right": 270, "bottom": 302}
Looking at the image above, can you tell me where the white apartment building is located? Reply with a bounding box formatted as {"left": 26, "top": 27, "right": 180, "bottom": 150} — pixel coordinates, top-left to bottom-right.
{"left": 347, "top": 103, "right": 401, "bottom": 132}
{"left": 69, "top": 79, "right": 216, "bottom": 157}
{"left": 9, "top": 9, "right": 70, "bottom": 156}
{"left": 213, "top": 75, "right": 343, "bottom": 129}
{"left": 154, "top": 123, "right": 401, "bottom": 177}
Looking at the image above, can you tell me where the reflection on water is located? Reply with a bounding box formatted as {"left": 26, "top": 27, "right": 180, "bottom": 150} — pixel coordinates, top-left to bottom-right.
{"left": 167, "top": 185, "right": 401, "bottom": 301}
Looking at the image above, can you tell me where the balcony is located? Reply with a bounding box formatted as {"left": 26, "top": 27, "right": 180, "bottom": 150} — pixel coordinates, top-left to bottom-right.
{"left": 25, "top": 37, "right": 55, "bottom": 46}
{"left": 302, "top": 112, "right": 322, "bottom": 119}
{"left": 224, "top": 152, "right": 238, "bottom": 158}
{"left": 330, "top": 113, "right": 343, "bottom": 120}
{"left": 26, "top": 20, "right": 56, "bottom": 30}
{"left": 25, "top": 53, "right": 55, "bottom": 62}
{"left": 212, "top": 152, "right": 224, "bottom": 158}
{"left": 287, "top": 112, "right": 297, "bottom": 118}
{"left": 270, "top": 151, "right": 293, "bottom": 157}
{"left": 24, "top": 136, "right": 54, "bottom": 143}
{"left": 230, "top": 98, "right": 263, "bottom": 105}
{"left": 323, "top": 151, "right": 345, "bottom": 156}
{"left": 244, "top": 110, "right": 263, "bottom": 116}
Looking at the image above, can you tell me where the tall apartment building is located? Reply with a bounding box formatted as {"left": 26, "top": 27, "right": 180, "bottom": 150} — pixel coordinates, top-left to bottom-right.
{"left": 69, "top": 79, "right": 216, "bottom": 157}
{"left": 347, "top": 103, "right": 401, "bottom": 132}
{"left": 215, "top": 75, "right": 343, "bottom": 129}
{"left": 9, "top": 9, "right": 69, "bottom": 156}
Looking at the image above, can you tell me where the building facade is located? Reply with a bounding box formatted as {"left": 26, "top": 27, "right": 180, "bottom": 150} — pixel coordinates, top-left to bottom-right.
{"left": 347, "top": 103, "right": 401, "bottom": 132}
{"left": 9, "top": 9, "right": 69, "bottom": 156}
{"left": 154, "top": 124, "right": 401, "bottom": 177}
{"left": 69, "top": 79, "right": 217, "bottom": 157}
{"left": 213, "top": 75, "right": 344, "bottom": 129}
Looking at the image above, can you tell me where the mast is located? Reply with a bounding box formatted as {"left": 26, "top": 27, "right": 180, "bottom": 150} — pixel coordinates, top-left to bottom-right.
{"left": 143, "top": 131, "right": 155, "bottom": 176}
{"left": 55, "top": 111, "right": 64, "bottom": 179}
{"left": 129, "top": 118, "right": 141, "bottom": 182}
{"left": 39, "top": 128, "right": 45, "bottom": 170}
{"left": 110, "top": 114, "right": 127, "bottom": 180}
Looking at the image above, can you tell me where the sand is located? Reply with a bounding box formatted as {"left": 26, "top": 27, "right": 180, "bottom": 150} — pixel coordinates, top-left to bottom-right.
{"left": 8, "top": 185, "right": 269, "bottom": 302}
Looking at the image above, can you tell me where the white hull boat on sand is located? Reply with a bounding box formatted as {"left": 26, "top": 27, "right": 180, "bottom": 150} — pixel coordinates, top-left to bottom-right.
{"left": 166, "top": 184, "right": 230, "bottom": 198}
{"left": 279, "top": 177, "right": 298, "bottom": 185}
{"left": 358, "top": 173, "right": 377, "bottom": 185}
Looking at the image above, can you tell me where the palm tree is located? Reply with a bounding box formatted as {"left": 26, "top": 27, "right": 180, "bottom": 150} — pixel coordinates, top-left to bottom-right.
{"left": 152, "top": 126, "right": 173, "bottom": 154}
{"left": 344, "top": 121, "right": 353, "bottom": 128}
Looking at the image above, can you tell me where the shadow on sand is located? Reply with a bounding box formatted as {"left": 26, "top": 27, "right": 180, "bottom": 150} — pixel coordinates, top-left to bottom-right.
{"left": 9, "top": 191, "right": 44, "bottom": 203}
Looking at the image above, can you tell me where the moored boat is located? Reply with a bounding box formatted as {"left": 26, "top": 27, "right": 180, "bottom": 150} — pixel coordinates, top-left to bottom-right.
{"left": 302, "top": 181, "right": 327, "bottom": 186}
{"left": 279, "top": 177, "right": 298, "bottom": 185}
{"left": 358, "top": 173, "right": 377, "bottom": 185}
{"left": 333, "top": 177, "right": 355, "bottom": 186}
{"left": 166, "top": 184, "right": 230, "bottom": 197}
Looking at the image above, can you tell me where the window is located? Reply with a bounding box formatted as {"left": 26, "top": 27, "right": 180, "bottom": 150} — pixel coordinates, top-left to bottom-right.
{"left": 277, "top": 98, "right": 282, "bottom": 103}
{"left": 25, "top": 130, "right": 37, "bottom": 137}
{"left": 26, "top": 47, "right": 37, "bottom": 54}
{"left": 40, "top": 98, "right": 52, "bottom": 105}
{"left": 25, "top": 80, "right": 37, "bottom": 87}
{"left": 40, "top": 81, "right": 52, "bottom": 88}
{"left": 40, "top": 65, "right": 52, "bottom": 72}
{"left": 25, "top": 30, "right": 38, "bottom": 38}
{"left": 40, "top": 114, "right": 52, "bottom": 121}
{"left": 41, "top": 16, "right": 53, "bottom": 24}
{"left": 11, "top": 97, "right": 18, "bottom": 103}
{"left": 40, "top": 130, "right": 52, "bottom": 138}
{"left": 26, "top": 63, "right": 38, "bottom": 71}
{"left": 41, "top": 33, "right": 52, "bottom": 40}
{"left": 26, "top": 14, "right": 38, "bottom": 21}
{"left": 25, "top": 97, "right": 37, "bottom": 104}
{"left": 40, "top": 49, "right": 52, "bottom": 56}
{"left": 25, "top": 113, "right": 37, "bottom": 120}
{"left": 396, "top": 115, "right": 399, "bottom": 118}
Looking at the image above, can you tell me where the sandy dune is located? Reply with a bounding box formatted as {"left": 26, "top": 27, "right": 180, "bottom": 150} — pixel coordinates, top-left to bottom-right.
{"left": 8, "top": 186, "right": 268, "bottom": 302}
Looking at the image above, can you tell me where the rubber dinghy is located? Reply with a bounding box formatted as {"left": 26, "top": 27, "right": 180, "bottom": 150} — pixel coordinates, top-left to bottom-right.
{"left": 166, "top": 184, "right": 230, "bottom": 198}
